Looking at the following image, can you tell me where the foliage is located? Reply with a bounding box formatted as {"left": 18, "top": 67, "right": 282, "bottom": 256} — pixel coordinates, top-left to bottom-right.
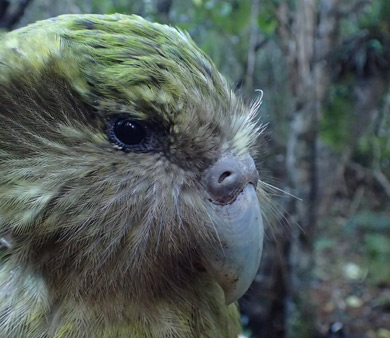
{"left": 320, "top": 82, "right": 355, "bottom": 151}
{"left": 365, "top": 233, "right": 390, "bottom": 285}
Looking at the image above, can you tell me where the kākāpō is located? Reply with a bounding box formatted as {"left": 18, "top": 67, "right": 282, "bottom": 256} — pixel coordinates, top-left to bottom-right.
{"left": 0, "top": 14, "right": 264, "bottom": 338}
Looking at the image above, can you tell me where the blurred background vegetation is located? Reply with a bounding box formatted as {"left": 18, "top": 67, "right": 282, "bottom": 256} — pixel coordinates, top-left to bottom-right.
{"left": 1, "top": 0, "right": 389, "bottom": 337}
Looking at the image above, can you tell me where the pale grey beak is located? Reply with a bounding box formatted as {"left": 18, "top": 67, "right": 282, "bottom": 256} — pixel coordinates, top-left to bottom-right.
{"left": 202, "top": 154, "right": 264, "bottom": 304}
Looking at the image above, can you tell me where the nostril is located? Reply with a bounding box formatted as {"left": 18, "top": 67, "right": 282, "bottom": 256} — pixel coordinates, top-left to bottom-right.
{"left": 203, "top": 154, "right": 258, "bottom": 205}
{"left": 218, "top": 171, "right": 232, "bottom": 184}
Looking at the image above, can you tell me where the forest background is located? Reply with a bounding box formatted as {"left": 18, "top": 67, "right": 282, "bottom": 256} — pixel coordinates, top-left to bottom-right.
{"left": 1, "top": 0, "right": 389, "bottom": 337}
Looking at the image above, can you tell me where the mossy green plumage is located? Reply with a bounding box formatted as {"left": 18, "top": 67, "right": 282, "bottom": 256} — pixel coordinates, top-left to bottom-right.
{"left": 0, "top": 14, "right": 259, "bottom": 337}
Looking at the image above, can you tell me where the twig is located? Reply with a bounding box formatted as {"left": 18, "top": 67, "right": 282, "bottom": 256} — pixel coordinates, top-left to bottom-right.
{"left": 349, "top": 162, "right": 390, "bottom": 199}
{"left": 373, "top": 170, "right": 390, "bottom": 198}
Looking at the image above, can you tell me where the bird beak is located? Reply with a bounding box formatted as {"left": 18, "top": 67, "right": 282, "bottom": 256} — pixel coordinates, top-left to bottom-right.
{"left": 202, "top": 154, "right": 264, "bottom": 304}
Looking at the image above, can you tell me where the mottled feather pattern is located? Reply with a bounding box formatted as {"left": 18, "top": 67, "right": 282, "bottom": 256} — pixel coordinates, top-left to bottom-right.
{"left": 0, "top": 14, "right": 262, "bottom": 337}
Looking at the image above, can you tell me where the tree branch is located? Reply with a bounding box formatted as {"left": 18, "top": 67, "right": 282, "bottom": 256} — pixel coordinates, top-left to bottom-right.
{"left": 349, "top": 162, "right": 390, "bottom": 199}
{"left": 244, "top": 0, "right": 261, "bottom": 90}
{"left": 0, "top": 0, "right": 33, "bottom": 30}
{"left": 334, "top": 0, "right": 372, "bottom": 18}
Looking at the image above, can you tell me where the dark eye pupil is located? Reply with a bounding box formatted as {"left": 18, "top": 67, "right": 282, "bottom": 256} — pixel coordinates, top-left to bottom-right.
{"left": 113, "top": 119, "right": 145, "bottom": 146}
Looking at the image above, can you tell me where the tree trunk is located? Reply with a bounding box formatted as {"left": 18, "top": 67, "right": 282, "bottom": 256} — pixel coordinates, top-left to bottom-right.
{"left": 274, "top": 0, "right": 344, "bottom": 336}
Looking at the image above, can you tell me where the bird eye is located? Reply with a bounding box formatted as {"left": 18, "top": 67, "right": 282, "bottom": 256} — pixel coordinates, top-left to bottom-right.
{"left": 113, "top": 119, "right": 146, "bottom": 146}
{"left": 108, "top": 117, "right": 149, "bottom": 151}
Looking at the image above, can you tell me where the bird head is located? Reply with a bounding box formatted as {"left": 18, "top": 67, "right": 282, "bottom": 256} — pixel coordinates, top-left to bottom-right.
{"left": 0, "top": 14, "right": 264, "bottom": 306}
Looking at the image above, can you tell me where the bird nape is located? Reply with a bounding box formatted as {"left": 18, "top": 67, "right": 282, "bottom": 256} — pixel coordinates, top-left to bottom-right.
{"left": 0, "top": 14, "right": 264, "bottom": 338}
